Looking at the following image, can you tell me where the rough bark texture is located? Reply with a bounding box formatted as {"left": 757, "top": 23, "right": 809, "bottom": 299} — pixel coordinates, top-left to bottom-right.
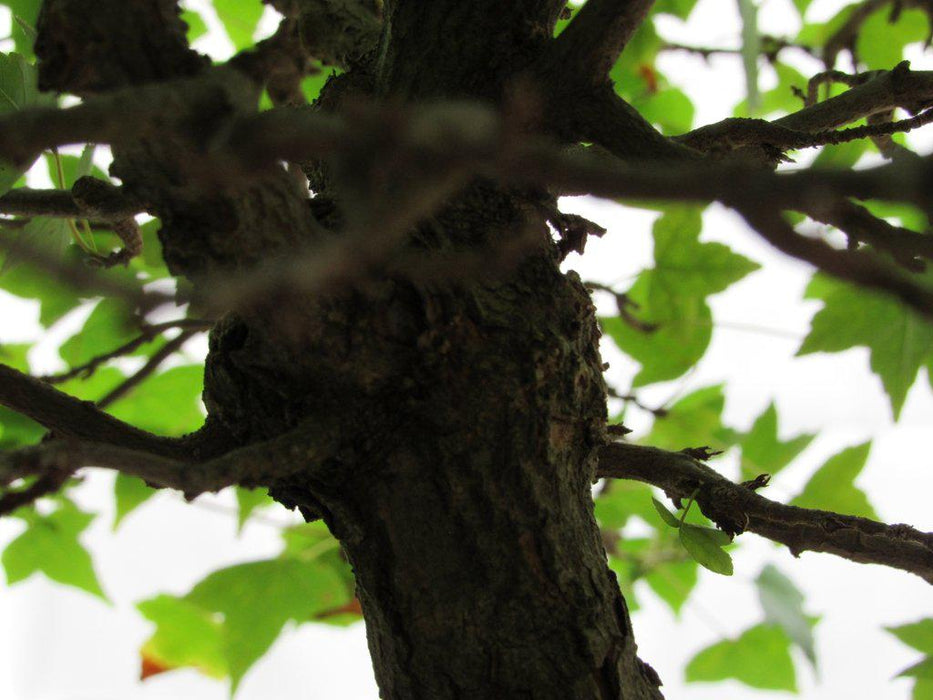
{"left": 34, "top": 0, "right": 663, "bottom": 697}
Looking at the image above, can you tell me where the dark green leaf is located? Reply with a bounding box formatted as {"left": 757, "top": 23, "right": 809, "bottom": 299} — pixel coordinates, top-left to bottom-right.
{"left": 686, "top": 623, "right": 797, "bottom": 691}
{"left": 791, "top": 442, "right": 877, "bottom": 519}
{"left": 2, "top": 500, "right": 107, "bottom": 600}
{"left": 799, "top": 274, "right": 933, "bottom": 419}
{"left": 739, "top": 402, "right": 814, "bottom": 480}
{"left": 652, "top": 497, "right": 681, "bottom": 528}
{"left": 757, "top": 564, "right": 817, "bottom": 666}
{"left": 679, "top": 523, "right": 733, "bottom": 575}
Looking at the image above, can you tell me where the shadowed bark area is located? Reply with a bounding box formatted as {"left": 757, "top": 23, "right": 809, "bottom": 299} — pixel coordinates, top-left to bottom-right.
{"left": 34, "top": 0, "right": 664, "bottom": 697}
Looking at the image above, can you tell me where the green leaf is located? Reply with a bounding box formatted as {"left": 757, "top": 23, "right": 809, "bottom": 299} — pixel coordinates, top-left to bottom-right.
{"left": 792, "top": 0, "right": 813, "bottom": 18}
{"left": 185, "top": 558, "right": 349, "bottom": 690}
{"left": 113, "top": 473, "right": 157, "bottom": 530}
{"left": 735, "top": 62, "right": 807, "bottom": 118}
{"left": 812, "top": 139, "right": 868, "bottom": 169}
{"left": 645, "top": 557, "right": 699, "bottom": 615}
{"left": 60, "top": 298, "right": 138, "bottom": 368}
{"left": 109, "top": 365, "right": 205, "bottom": 436}
{"left": 45, "top": 149, "right": 109, "bottom": 189}
{"left": 863, "top": 200, "right": 929, "bottom": 233}
{"left": 799, "top": 274, "right": 933, "bottom": 419}
{"left": 214, "top": 0, "right": 265, "bottom": 50}
{"left": 900, "top": 657, "right": 933, "bottom": 680}
{"left": 55, "top": 366, "right": 125, "bottom": 402}
{"left": 603, "top": 208, "right": 758, "bottom": 385}
{"left": 0, "top": 342, "right": 30, "bottom": 372}
{"left": 791, "top": 442, "right": 877, "bottom": 519}
{"left": 594, "top": 480, "right": 657, "bottom": 531}
{"left": 857, "top": 9, "right": 929, "bottom": 68}
{"left": 654, "top": 0, "right": 699, "bottom": 19}
{"left": 181, "top": 9, "right": 209, "bottom": 42}
{"left": 0, "top": 52, "right": 55, "bottom": 192}
{"left": 888, "top": 619, "right": 933, "bottom": 655}
{"left": 235, "top": 487, "right": 274, "bottom": 533}
{"left": 757, "top": 564, "right": 817, "bottom": 666}
{"left": 679, "top": 523, "right": 733, "bottom": 575}
{"left": 2, "top": 500, "right": 107, "bottom": 600}
{"left": 0, "top": 406, "right": 44, "bottom": 449}
{"left": 686, "top": 623, "right": 797, "bottom": 691}
{"left": 643, "top": 385, "right": 732, "bottom": 453}
{"left": 138, "top": 595, "right": 227, "bottom": 678}
{"left": 739, "top": 402, "right": 814, "bottom": 480}
{"left": 915, "top": 678, "right": 933, "bottom": 700}
{"left": 2, "top": 1, "right": 42, "bottom": 56}
{"left": 608, "top": 554, "right": 641, "bottom": 612}
{"left": 631, "top": 83, "right": 695, "bottom": 135}
{"left": 0, "top": 245, "right": 83, "bottom": 325}
{"left": 132, "top": 218, "right": 169, "bottom": 279}
{"left": 0, "top": 216, "right": 72, "bottom": 275}
{"left": 652, "top": 497, "right": 681, "bottom": 528}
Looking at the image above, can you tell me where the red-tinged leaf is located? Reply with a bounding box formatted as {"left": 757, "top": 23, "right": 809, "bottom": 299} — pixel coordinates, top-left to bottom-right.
{"left": 140, "top": 651, "right": 173, "bottom": 681}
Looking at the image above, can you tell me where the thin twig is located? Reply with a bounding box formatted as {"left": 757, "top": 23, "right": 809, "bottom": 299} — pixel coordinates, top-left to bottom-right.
{"left": 41, "top": 319, "right": 212, "bottom": 385}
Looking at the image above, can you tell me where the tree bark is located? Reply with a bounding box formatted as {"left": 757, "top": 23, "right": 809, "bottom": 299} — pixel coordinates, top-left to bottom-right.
{"left": 34, "top": 0, "right": 665, "bottom": 696}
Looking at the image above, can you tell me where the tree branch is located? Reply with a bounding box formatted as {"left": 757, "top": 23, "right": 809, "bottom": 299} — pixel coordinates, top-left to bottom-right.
{"left": 0, "top": 180, "right": 142, "bottom": 221}
{"left": 0, "top": 421, "right": 339, "bottom": 505}
{"left": 551, "top": 0, "right": 656, "bottom": 84}
{"left": 680, "top": 62, "right": 933, "bottom": 156}
{"left": 564, "top": 87, "right": 701, "bottom": 161}
{"left": 0, "top": 363, "right": 191, "bottom": 459}
{"left": 731, "top": 201, "right": 933, "bottom": 317}
{"left": 597, "top": 442, "right": 933, "bottom": 584}
{"left": 783, "top": 60, "right": 933, "bottom": 126}
{"left": 41, "top": 319, "right": 212, "bottom": 385}
{"left": 797, "top": 198, "right": 933, "bottom": 272}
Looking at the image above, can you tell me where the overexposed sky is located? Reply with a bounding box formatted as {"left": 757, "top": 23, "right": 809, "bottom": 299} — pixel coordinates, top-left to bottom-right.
{"left": 1, "top": 1, "right": 932, "bottom": 699}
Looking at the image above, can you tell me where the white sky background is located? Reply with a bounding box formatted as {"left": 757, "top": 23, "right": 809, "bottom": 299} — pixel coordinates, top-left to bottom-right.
{"left": 0, "top": 0, "right": 932, "bottom": 698}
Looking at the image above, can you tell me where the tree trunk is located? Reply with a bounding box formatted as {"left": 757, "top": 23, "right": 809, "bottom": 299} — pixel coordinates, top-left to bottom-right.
{"left": 34, "top": 0, "right": 665, "bottom": 696}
